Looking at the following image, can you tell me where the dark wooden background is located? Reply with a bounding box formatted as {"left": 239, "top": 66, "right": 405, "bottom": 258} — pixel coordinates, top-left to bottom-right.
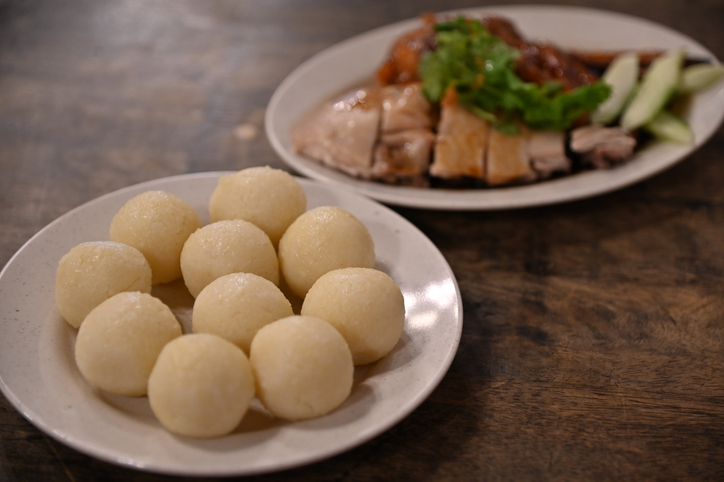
{"left": 1, "top": 0, "right": 723, "bottom": 480}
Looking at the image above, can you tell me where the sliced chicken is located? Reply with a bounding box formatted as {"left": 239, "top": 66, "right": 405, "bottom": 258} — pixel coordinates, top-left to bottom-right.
{"left": 486, "top": 127, "right": 537, "bottom": 186}
{"left": 372, "top": 128, "right": 435, "bottom": 186}
{"left": 292, "top": 88, "right": 381, "bottom": 179}
{"left": 528, "top": 130, "right": 571, "bottom": 179}
{"left": 367, "top": 82, "right": 436, "bottom": 185}
{"left": 380, "top": 83, "right": 433, "bottom": 132}
{"left": 569, "top": 125, "right": 637, "bottom": 169}
{"left": 429, "top": 92, "right": 489, "bottom": 180}
{"left": 295, "top": 14, "right": 637, "bottom": 188}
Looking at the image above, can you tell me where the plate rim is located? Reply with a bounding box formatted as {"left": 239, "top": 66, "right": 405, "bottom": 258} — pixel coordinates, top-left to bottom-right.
{"left": 0, "top": 171, "right": 464, "bottom": 476}
{"left": 265, "top": 5, "right": 724, "bottom": 211}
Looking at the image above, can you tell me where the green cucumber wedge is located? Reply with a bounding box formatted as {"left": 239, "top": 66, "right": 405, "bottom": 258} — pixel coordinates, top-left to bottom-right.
{"left": 620, "top": 48, "right": 685, "bottom": 131}
{"left": 644, "top": 110, "right": 694, "bottom": 144}
{"left": 591, "top": 52, "right": 640, "bottom": 125}
{"left": 679, "top": 63, "right": 724, "bottom": 94}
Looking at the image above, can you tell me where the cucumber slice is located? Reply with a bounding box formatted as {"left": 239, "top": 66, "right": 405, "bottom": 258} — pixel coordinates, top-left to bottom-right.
{"left": 679, "top": 63, "right": 724, "bottom": 94}
{"left": 591, "top": 52, "right": 640, "bottom": 125}
{"left": 643, "top": 110, "right": 694, "bottom": 144}
{"left": 620, "top": 48, "right": 685, "bottom": 131}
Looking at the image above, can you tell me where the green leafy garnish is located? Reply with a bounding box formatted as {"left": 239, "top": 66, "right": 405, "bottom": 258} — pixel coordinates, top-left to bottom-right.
{"left": 419, "top": 17, "right": 611, "bottom": 132}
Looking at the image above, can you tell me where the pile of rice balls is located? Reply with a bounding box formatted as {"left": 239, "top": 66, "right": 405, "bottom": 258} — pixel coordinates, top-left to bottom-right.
{"left": 55, "top": 166, "right": 406, "bottom": 438}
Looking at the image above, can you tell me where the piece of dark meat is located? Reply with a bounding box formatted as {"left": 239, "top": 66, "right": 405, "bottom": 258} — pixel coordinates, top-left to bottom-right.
{"left": 376, "top": 14, "right": 436, "bottom": 85}
{"left": 569, "top": 49, "right": 711, "bottom": 77}
{"left": 568, "top": 49, "right": 663, "bottom": 76}
{"left": 482, "top": 17, "right": 599, "bottom": 90}
{"left": 569, "top": 125, "right": 637, "bottom": 169}
{"left": 377, "top": 15, "right": 600, "bottom": 91}
{"left": 480, "top": 16, "right": 526, "bottom": 49}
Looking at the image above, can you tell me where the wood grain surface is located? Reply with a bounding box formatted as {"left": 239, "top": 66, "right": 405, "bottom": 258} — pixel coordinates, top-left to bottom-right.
{"left": 1, "top": 0, "right": 723, "bottom": 480}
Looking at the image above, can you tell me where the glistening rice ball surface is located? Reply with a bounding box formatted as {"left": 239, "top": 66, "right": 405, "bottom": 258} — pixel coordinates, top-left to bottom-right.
{"left": 250, "top": 315, "right": 353, "bottom": 421}
{"left": 55, "top": 241, "right": 152, "bottom": 328}
{"left": 74, "top": 292, "right": 182, "bottom": 397}
{"left": 192, "top": 272, "right": 294, "bottom": 354}
{"left": 302, "top": 267, "right": 405, "bottom": 365}
{"left": 209, "top": 166, "right": 306, "bottom": 248}
{"left": 148, "top": 333, "right": 255, "bottom": 438}
{"left": 278, "top": 206, "right": 375, "bottom": 298}
{"left": 109, "top": 190, "right": 202, "bottom": 284}
{"left": 180, "top": 219, "right": 279, "bottom": 298}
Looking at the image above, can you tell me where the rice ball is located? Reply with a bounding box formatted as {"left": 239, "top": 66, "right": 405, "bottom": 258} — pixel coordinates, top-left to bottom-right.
{"left": 180, "top": 219, "right": 279, "bottom": 298}
{"left": 209, "top": 166, "right": 307, "bottom": 248}
{"left": 250, "top": 315, "right": 353, "bottom": 421}
{"left": 56, "top": 241, "right": 152, "bottom": 328}
{"left": 192, "top": 272, "right": 293, "bottom": 354}
{"left": 109, "top": 190, "right": 202, "bottom": 284}
{"left": 148, "top": 333, "right": 255, "bottom": 438}
{"left": 75, "top": 291, "right": 182, "bottom": 396}
{"left": 302, "top": 268, "right": 405, "bottom": 365}
{"left": 278, "top": 206, "right": 375, "bottom": 298}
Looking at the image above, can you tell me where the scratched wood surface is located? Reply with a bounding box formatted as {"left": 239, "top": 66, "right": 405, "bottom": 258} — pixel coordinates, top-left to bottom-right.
{"left": 1, "top": 0, "right": 723, "bottom": 480}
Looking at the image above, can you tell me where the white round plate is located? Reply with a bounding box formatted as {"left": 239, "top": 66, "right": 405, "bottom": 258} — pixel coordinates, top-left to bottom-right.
{"left": 266, "top": 5, "right": 724, "bottom": 210}
{"left": 0, "top": 172, "right": 462, "bottom": 477}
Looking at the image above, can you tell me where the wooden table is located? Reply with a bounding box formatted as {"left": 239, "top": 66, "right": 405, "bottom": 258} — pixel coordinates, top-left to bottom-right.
{"left": 1, "top": 0, "right": 723, "bottom": 480}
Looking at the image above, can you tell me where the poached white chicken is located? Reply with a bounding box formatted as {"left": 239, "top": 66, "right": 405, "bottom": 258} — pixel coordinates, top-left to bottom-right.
{"left": 292, "top": 83, "right": 435, "bottom": 187}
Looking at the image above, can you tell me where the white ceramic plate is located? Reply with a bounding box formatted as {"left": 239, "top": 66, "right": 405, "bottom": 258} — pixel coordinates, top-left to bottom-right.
{"left": 0, "top": 172, "right": 462, "bottom": 476}
{"left": 266, "top": 5, "right": 724, "bottom": 210}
